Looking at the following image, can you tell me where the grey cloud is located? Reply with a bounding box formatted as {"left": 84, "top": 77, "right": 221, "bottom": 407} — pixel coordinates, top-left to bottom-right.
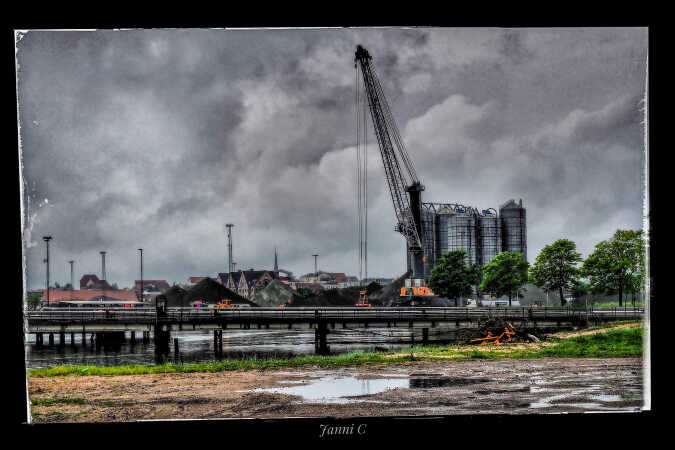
{"left": 17, "top": 28, "right": 647, "bottom": 289}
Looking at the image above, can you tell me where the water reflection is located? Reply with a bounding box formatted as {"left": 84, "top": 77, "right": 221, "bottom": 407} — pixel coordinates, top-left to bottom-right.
{"left": 25, "top": 329, "right": 418, "bottom": 369}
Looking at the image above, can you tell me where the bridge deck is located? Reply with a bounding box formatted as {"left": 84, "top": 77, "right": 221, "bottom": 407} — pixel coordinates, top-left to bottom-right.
{"left": 25, "top": 306, "right": 644, "bottom": 333}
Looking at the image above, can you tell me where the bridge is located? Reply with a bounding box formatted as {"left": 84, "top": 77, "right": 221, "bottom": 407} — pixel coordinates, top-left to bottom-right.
{"left": 25, "top": 306, "right": 644, "bottom": 354}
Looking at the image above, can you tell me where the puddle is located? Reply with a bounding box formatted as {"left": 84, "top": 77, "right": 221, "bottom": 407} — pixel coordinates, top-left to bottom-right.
{"left": 589, "top": 394, "right": 622, "bottom": 402}
{"left": 254, "top": 376, "right": 409, "bottom": 403}
{"left": 530, "top": 401, "right": 552, "bottom": 408}
{"left": 409, "top": 377, "right": 491, "bottom": 388}
{"left": 254, "top": 375, "right": 490, "bottom": 403}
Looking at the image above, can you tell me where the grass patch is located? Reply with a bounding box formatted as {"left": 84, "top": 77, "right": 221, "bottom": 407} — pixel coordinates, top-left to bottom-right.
{"left": 584, "top": 320, "right": 641, "bottom": 331}
{"left": 29, "top": 351, "right": 414, "bottom": 378}
{"left": 31, "top": 397, "right": 86, "bottom": 406}
{"left": 537, "top": 327, "right": 642, "bottom": 358}
{"left": 28, "top": 326, "right": 643, "bottom": 378}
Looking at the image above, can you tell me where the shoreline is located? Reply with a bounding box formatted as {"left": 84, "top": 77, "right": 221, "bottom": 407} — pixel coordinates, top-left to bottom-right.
{"left": 28, "top": 322, "right": 642, "bottom": 378}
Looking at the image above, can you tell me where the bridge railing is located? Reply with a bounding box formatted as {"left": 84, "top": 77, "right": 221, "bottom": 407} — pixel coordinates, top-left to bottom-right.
{"left": 25, "top": 306, "right": 644, "bottom": 325}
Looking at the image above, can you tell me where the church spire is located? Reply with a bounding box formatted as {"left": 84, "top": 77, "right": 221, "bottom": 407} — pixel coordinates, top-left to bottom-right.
{"left": 274, "top": 247, "right": 278, "bottom": 272}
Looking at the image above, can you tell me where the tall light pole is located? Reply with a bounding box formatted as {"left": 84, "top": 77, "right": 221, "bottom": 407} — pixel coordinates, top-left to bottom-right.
{"left": 226, "top": 224, "right": 234, "bottom": 274}
{"left": 68, "top": 260, "right": 74, "bottom": 290}
{"left": 312, "top": 254, "right": 319, "bottom": 278}
{"left": 43, "top": 236, "right": 52, "bottom": 306}
{"left": 138, "top": 248, "right": 144, "bottom": 302}
{"left": 100, "top": 251, "right": 106, "bottom": 281}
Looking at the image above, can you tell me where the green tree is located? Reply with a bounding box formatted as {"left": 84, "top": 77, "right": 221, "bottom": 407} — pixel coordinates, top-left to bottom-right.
{"left": 582, "top": 229, "right": 645, "bottom": 307}
{"left": 428, "top": 250, "right": 481, "bottom": 307}
{"left": 366, "top": 281, "right": 383, "bottom": 295}
{"left": 26, "top": 293, "right": 42, "bottom": 310}
{"left": 295, "top": 287, "right": 315, "bottom": 298}
{"left": 479, "top": 252, "right": 529, "bottom": 306}
{"left": 529, "top": 239, "right": 583, "bottom": 306}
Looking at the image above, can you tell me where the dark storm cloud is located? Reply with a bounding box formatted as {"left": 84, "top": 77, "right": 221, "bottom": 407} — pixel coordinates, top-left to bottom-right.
{"left": 16, "top": 28, "right": 647, "bottom": 290}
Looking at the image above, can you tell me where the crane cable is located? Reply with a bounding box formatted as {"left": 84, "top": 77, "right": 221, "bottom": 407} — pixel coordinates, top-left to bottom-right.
{"left": 355, "top": 63, "right": 368, "bottom": 286}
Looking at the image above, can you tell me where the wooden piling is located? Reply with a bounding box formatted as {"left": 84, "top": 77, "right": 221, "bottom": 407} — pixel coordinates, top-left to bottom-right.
{"left": 48, "top": 333, "right": 54, "bottom": 346}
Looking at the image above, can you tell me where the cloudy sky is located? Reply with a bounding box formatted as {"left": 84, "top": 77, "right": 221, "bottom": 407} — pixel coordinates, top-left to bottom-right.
{"left": 16, "top": 28, "right": 648, "bottom": 290}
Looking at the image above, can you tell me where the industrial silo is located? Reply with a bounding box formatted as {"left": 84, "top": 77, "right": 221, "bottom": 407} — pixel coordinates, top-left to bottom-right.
{"left": 420, "top": 208, "right": 438, "bottom": 279}
{"left": 438, "top": 206, "right": 478, "bottom": 266}
{"left": 499, "top": 199, "right": 527, "bottom": 260}
{"left": 477, "top": 209, "right": 502, "bottom": 266}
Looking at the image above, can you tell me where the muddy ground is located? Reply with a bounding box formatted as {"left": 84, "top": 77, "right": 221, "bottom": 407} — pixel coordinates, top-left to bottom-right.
{"left": 28, "top": 357, "right": 643, "bottom": 423}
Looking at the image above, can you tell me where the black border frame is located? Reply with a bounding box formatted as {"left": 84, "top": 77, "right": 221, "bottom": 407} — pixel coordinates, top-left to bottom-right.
{"left": 7, "top": 15, "right": 662, "bottom": 443}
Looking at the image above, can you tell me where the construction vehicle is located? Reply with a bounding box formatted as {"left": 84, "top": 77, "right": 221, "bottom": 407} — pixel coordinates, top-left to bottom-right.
{"left": 215, "top": 298, "right": 235, "bottom": 309}
{"left": 355, "top": 45, "right": 431, "bottom": 302}
{"left": 356, "top": 290, "right": 371, "bottom": 307}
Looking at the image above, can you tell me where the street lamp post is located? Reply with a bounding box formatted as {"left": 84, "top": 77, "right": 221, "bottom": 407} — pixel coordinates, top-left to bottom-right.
{"left": 138, "top": 248, "right": 143, "bottom": 302}
{"left": 43, "top": 236, "right": 52, "bottom": 306}
{"left": 312, "top": 254, "right": 319, "bottom": 278}
{"left": 68, "top": 260, "right": 74, "bottom": 290}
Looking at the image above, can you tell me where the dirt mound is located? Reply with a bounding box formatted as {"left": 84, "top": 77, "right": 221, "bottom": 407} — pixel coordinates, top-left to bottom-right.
{"left": 160, "top": 285, "right": 188, "bottom": 307}
{"left": 290, "top": 285, "right": 380, "bottom": 307}
{"left": 182, "top": 278, "right": 256, "bottom": 307}
{"left": 252, "top": 280, "right": 295, "bottom": 307}
{"left": 371, "top": 271, "right": 410, "bottom": 305}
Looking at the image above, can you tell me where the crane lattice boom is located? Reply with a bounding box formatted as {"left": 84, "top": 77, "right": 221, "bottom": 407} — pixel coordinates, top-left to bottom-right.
{"left": 355, "top": 45, "right": 424, "bottom": 255}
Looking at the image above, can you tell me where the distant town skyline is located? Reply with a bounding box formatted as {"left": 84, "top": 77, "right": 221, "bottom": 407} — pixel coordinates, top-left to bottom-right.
{"left": 17, "top": 28, "right": 647, "bottom": 290}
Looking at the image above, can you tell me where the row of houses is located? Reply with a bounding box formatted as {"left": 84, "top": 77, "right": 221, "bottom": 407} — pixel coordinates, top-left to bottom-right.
{"left": 31, "top": 268, "right": 369, "bottom": 305}
{"left": 178, "top": 270, "right": 361, "bottom": 300}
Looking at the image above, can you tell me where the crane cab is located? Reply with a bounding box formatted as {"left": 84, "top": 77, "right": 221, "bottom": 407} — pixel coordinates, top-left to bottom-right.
{"left": 400, "top": 278, "right": 435, "bottom": 297}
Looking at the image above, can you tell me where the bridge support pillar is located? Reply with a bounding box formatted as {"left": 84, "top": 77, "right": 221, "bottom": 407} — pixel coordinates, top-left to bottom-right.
{"left": 82, "top": 332, "right": 86, "bottom": 346}
{"left": 70, "top": 333, "right": 75, "bottom": 346}
{"left": 154, "top": 328, "right": 170, "bottom": 354}
{"left": 213, "top": 330, "right": 223, "bottom": 355}
{"left": 36, "top": 333, "right": 43, "bottom": 346}
{"left": 130, "top": 331, "right": 136, "bottom": 344}
{"left": 48, "top": 333, "right": 54, "bottom": 346}
{"left": 59, "top": 332, "right": 65, "bottom": 347}
{"left": 422, "top": 328, "right": 429, "bottom": 345}
{"left": 315, "top": 322, "right": 329, "bottom": 355}
{"left": 142, "top": 331, "right": 149, "bottom": 343}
